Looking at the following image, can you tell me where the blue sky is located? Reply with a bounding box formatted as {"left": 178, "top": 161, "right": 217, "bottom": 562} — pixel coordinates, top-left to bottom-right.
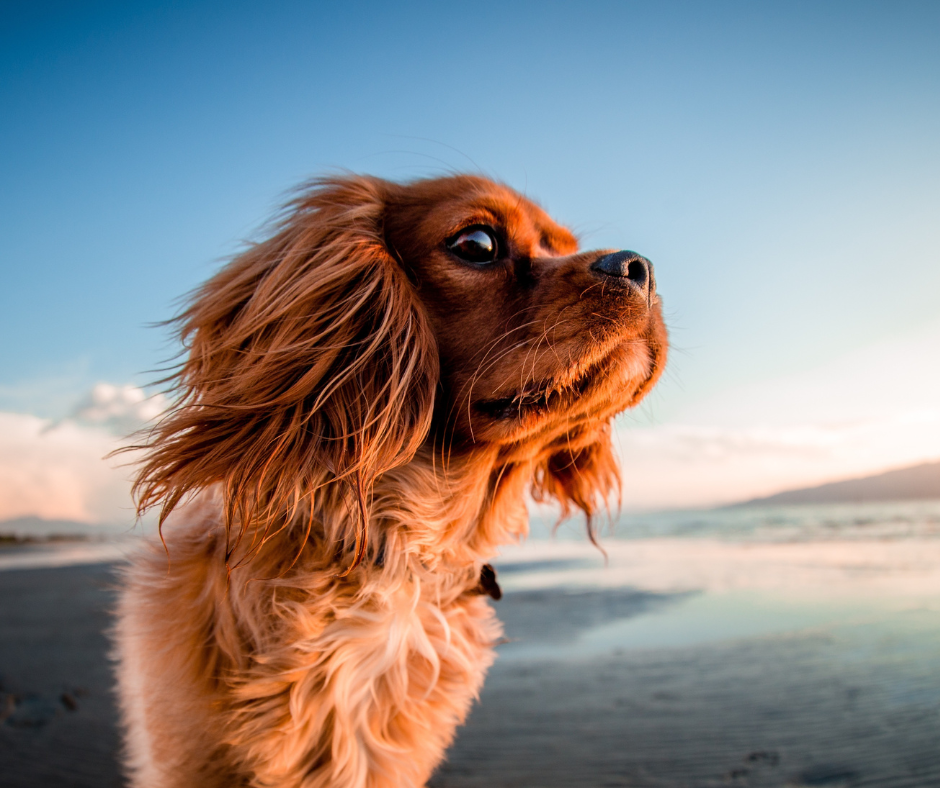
{"left": 2, "top": 1, "right": 939, "bottom": 521}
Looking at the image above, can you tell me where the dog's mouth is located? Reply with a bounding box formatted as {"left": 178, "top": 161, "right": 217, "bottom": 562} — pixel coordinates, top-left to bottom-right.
{"left": 475, "top": 367, "right": 597, "bottom": 421}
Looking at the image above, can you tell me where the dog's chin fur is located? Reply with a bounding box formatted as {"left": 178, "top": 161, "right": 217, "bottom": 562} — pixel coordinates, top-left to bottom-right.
{"left": 113, "top": 174, "right": 667, "bottom": 788}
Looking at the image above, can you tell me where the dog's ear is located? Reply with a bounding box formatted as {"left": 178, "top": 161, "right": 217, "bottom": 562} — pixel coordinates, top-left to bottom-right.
{"left": 132, "top": 176, "right": 438, "bottom": 568}
{"left": 531, "top": 426, "right": 621, "bottom": 541}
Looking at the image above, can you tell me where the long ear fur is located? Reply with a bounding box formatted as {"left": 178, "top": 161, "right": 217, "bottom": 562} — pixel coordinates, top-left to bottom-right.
{"left": 132, "top": 176, "right": 438, "bottom": 569}
{"left": 530, "top": 425, "right": 621, "bottom": 544}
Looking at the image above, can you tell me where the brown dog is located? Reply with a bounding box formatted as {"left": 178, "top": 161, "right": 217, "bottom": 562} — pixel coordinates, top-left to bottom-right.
{"left": 114, "top": 174, "right": 667, "bottom": 787}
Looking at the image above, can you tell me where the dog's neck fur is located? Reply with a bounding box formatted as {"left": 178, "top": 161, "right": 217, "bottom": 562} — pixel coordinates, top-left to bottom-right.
{"left": 377, "top": 446, "right": 531, "bottom": 565}
{"left": 226, "top": 444, "right": 533, "bottom": 600}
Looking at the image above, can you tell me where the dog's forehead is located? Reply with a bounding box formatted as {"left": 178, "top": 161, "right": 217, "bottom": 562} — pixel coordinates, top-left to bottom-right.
{"left": 391, "top": 176, "right": 578, "bottom": 250}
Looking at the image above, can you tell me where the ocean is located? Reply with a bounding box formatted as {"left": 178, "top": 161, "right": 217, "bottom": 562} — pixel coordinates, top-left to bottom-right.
{"left": 532, "top": 498, "right": 940, "bottom": 543}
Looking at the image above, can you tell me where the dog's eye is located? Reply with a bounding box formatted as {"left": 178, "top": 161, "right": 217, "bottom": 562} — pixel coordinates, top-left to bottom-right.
{"left": 446, "top": 226, "right": 499, "bottom": 265}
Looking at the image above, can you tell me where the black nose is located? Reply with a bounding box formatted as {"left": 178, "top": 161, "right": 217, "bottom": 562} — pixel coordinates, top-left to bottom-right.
{"left": 591, "top": 251, "right": 652, "bottom": 292}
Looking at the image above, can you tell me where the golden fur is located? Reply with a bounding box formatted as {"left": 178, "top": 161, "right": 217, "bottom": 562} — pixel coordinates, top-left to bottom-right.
{"left": 114, "top": 174, "right": 667, "bottom": 787}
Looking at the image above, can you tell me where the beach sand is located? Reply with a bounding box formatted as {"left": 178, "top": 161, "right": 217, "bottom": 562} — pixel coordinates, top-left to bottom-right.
{"left": 433, "top": 588, "right": 940, "bottom": 787}
{"left": 1, "top": 543, "right": 939, "bottom": 788}
{"left": 0, "top": 563, "right": 123, "bottom": 788}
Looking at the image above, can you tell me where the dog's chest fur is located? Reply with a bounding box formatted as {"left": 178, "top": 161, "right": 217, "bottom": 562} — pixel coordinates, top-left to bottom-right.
{"left": 115, "top": 461, "right": 523, "bottom": 788}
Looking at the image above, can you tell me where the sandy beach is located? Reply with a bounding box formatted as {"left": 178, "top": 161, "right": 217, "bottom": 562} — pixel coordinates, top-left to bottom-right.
{"left": 0, "top": 562, "right": 123, "bottom": 788}
{"left": 2, "top": 535, "right": 939, "bottom": 788}
{"left": 434, "top": 588, "right": 940, "bottom": 787}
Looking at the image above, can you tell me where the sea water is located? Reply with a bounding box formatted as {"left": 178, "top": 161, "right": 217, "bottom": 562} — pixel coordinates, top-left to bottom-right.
{"left": 529, "top": 498, "right": 940, "bottom": 543}
{"left": 496, "top": 499, "right": 940, "bottom": 659}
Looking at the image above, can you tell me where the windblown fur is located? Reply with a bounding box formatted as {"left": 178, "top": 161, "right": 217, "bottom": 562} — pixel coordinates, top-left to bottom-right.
{"left": 114, "top": 174, "right": 667, "bottom": 787}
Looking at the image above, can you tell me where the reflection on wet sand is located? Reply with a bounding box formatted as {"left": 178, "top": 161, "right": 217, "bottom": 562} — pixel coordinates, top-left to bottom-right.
{"left": 428, "top": 529, "right": 940, "bottom": 786}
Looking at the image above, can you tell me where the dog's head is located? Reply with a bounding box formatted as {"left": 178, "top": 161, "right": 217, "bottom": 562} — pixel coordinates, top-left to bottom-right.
{"left": 383, "top": 176, "right": 666, "bottom": 448}
{"left": 134, "top": 175, "right": 666, "bottom": 563}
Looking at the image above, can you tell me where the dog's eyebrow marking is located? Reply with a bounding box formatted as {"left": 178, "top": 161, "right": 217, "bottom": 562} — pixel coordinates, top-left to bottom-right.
{"left": 445, "top": 210, "right": 501, "bottom": 237}
{"left": 540, "top": 224, "right": 578, "bottom": 255}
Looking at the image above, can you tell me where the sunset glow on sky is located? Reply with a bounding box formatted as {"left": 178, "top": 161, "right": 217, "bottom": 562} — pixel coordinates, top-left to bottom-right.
{"left": 2, "top": 1, "right": 938, "bottom": 523}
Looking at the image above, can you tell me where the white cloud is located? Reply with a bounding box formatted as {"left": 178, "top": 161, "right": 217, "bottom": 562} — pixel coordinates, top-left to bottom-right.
{"left": 614, "top": 320, "right": 940, "bottom": 510}
{"left": 0, "top": 383, "right": 165, "bottom": 525}
{"left": 0, "top": 411, "right": 139, "bottom": 525}
{"left": 615, "top": 414, "right": 940, "bottom": 511}
{"left": 65, "top": 382, "right": 170, "bottom": 435}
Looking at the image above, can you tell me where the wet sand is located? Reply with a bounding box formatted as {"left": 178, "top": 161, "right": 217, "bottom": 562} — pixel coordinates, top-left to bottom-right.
{"left": 1, "top": 550, "right": 939, "bottom": 787}
{"left": 0, "top": 563, "right": 123, "bottom": 788}
{"left": 433, "top": 588, "right": 940, "bottom": 787}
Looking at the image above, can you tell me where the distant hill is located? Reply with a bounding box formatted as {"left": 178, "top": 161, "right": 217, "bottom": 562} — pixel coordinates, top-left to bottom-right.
{"left": 0, "top": 516, "right": 125, "bottom": 540}
{"left": 729, "top": 460, "right": 940, "bottom": 508}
